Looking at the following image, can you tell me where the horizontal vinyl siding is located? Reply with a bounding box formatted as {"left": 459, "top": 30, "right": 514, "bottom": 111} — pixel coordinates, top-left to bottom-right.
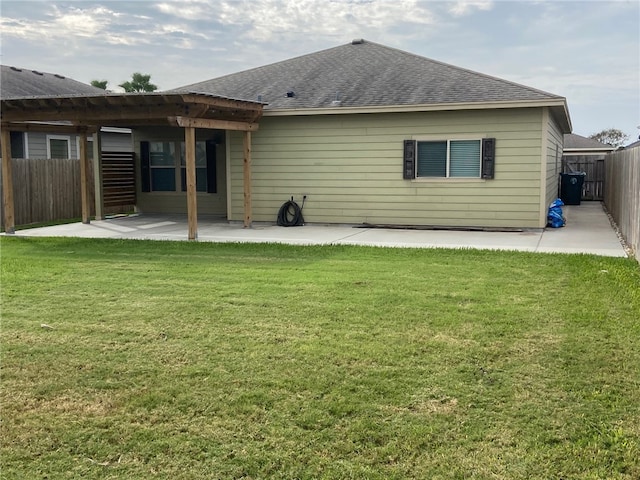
{"left": 24, "top": 131, "right": 131, "bottom": 157}
{"left": 229, "top": 108, "right": 544, "bottom": 228}
{"left": 545, "top": 110, "right": 564, "bottom": 207}
{"left": 101, "top": 132, "right": 133, "bottom": 152}
{"left": 133, "top": 126, "right": 227, "bottom": 216}
{"left": 25, "top": 132, "right": 47, "bottom": 158}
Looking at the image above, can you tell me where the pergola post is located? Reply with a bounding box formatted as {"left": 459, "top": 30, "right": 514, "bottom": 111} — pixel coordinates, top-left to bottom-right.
{"left": 243, "top": 130, "right": 252, "bottom": 228}
{"left": 1, "top": 127, "right": 15, "bottom": 234}
{"left": 92, "top": 130, "right": 104, "bottom": 220}
{"left": 185, "top": 126, "right": 198, "bottom": 240}
{"left": 1, "top": 94, "right": 263, "bottom": 239}
{"left": 78, "top": 130, "right": 91, "bottom": 224}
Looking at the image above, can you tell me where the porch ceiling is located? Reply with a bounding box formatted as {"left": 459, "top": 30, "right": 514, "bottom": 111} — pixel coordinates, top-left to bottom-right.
{"left": 0, "top": 92, "right": 264, "bottom": 130}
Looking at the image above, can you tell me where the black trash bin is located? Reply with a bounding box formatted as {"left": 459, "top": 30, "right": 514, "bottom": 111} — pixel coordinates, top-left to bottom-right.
{"left": 559, "top": 172, "right": 586, "bottom": 205}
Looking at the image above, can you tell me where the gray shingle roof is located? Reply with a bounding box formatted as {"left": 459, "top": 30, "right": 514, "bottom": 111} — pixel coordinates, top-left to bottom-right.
{"left": 563, "top": 133, "right": 615, "bottom": 150}
{"left": 173, "top": 39, "right": 565, "bottom": 111}
{"left": 1, "top": 65, "right": 105, "bottom": 99}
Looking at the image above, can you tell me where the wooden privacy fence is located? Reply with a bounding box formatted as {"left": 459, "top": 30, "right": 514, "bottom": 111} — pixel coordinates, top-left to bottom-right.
{"left": 604, "top": 147, "right": 639, "bottom": 261}
{"left": 1, "top": 152, "right": 135, "bottom": 228}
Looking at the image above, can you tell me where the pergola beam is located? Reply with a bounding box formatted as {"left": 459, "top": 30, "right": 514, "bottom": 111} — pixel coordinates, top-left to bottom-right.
{"left": 1, "top": 122, "right": 98, "bottom": 134}
{"left": 2, "top": 106, "right": 193, "bottom": 123}
{"left": 171, "top": 116, "right": 259, "bottom": 132}
{"left": 0, "top": 92, "right": 263, "bottom": 238}
{"left": 180, "top": 93, "right": 264, "bottom": 113}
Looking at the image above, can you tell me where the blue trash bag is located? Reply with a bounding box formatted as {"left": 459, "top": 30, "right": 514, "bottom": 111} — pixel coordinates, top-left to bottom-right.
{"left": 547, "top": 198, "right": 565, "bottom": 228}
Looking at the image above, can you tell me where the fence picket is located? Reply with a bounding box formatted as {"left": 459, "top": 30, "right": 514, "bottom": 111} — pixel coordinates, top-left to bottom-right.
{"left": 605, "top": 147, "right": 640, "bottom": 261}
{"left": 1, "top": 152, "right": 135, "bottom": 228}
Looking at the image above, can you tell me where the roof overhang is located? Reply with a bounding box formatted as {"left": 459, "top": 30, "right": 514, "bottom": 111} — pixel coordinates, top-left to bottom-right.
{"left": 263, "top": 98, "right": 573, "bottom": 133}
{"left": 563, "top": 147, "right": 615, "bottom": 156}
{"left": 0, "top": 92, "right": 264, "bottom": 131}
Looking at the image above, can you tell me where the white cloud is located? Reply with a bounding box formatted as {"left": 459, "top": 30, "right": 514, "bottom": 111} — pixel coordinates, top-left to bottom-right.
{"left": 216, "top": 0, "right": 435, "bottom": 41}
{"left": 448, "top": 0, "right": 493, "bottom": 17}
{"left": 155, "top": 1, "right": 212, "bottom": 21}
{"left": 1, "top": 4, "right": 137, "bottom": 45}
{"left": 0, "top": 3, "right": 211, "bottom": 49}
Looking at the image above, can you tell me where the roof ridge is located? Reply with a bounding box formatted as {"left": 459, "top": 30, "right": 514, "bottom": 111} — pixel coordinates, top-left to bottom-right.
{"left": 171, "top": 38, "right": 570, "bottom": 131}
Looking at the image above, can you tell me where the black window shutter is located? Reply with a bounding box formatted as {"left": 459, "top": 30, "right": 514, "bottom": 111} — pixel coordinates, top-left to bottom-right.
{"left": 481, "top": 138, "right": 496, "bottom": 179}
{"left": 10, "top": 131, "right": 25, "bottom": 158}
{"left": 403, "top": 140, "right": 416, "bottom": 179}
{"left": 206, "top": 140, "right": 217, "bottom": 193}
{"left": 140, "top": 141, "right": 151, "bottom": 192}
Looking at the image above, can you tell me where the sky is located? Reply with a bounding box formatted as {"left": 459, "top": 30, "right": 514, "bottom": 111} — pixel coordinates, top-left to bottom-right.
{"left": 1, "top": 0, "right": 638, "bottom": 142}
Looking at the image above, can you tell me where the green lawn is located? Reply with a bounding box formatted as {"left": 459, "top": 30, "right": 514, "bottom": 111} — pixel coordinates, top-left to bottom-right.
{"left": 1, "top": 237, "right": 639, "bottom": 479}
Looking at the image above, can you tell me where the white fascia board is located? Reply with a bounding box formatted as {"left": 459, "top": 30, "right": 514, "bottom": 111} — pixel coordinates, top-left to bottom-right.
{"left": 563, "top": 148, "right": 615, "bottom": 155}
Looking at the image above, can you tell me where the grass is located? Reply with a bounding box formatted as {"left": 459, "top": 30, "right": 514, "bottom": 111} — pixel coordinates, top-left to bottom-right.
{"left": 1, "top": 236, "right": 639, "bottom": 479}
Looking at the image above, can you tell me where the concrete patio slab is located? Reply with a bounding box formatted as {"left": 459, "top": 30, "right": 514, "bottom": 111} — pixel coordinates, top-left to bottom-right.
{"left": 3, "top": 201, "right": 628, "bottom": 257}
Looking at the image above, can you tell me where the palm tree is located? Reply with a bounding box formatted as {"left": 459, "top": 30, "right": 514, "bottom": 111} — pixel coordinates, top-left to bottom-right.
{"left": 90, "top": 80, "right": 108, "bottom": 90}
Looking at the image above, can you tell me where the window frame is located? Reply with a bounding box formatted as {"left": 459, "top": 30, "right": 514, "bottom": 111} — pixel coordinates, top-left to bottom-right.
{"left": 415, "top": 138, "right": 482, "bottom": 179}
{"left": 140, "top": 139, "right": 217, "bottom": 194}
{"left": 149, "top": 141, "right": 178, "bottom": 192}
{"left": 180, "top": 141, "right": 208, "bottom": 192}
{"left": 46, "top": 135, "right": 71, "bottom": 159}
{"left": 404, "top": 137, "right": 495, "bottom": 181}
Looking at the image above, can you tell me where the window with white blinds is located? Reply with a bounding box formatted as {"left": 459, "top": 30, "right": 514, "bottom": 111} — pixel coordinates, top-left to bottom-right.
{"left": 416, "top": 139, "right": 481, "bottom": 178}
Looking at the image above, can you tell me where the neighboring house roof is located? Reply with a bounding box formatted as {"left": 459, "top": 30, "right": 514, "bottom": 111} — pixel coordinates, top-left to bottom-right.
{"left": 1, "top": 65, "right": 262, "bottom": 130}
{"left": 0, "top": 65, "right": 105, "bottom": 99}
{"left": 173, "top": 39, "right": 571, "bottom": 131}
{"left": 563, "top": 133, "right": 616, "bottom": 155}
{"left": 624, "top": 139, "right": 640, "bottom": 149}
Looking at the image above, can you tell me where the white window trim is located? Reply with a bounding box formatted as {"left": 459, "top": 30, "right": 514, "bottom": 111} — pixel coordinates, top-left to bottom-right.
{"left": 46, "top": 134, "right": 71, "bottom": 159}
{"left": 413, "top": 137, "right": 483, "bottom": 179}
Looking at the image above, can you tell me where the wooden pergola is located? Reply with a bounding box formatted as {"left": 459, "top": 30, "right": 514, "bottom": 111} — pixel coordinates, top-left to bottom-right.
{"left": 1, "top": 92, "right": 264, "bottom": 239}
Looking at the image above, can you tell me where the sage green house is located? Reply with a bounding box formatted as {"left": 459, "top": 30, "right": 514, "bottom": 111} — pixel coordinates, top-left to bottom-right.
{"left": 135, "top": 39, "right": 571, "bottom": 229}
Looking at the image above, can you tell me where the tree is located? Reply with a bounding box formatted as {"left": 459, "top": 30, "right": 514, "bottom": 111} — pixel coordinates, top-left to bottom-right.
{"left": 118, "top": 72, "right": 158, "bottom": 93}
{"left": 589, "top": 128, "right": 629, "bottom": 148}
{"left": 90, "top": 80, "right": 108, "bottom": 90}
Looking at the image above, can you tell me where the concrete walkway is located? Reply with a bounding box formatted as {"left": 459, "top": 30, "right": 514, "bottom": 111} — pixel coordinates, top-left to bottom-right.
{"left": 4, "top": 201, "right": 628, "bottom": 257}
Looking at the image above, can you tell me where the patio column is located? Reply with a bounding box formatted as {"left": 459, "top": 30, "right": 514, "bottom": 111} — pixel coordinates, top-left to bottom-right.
{"left": 185, "top": 126, "right": 198, "bottom": 240}
{"left": 1, "top": 127, "right": 15, "bottom": 234}
{"left": 78, "top": 129, "right": 91, "bottom": 224}
{"left": 243, "top": 130, "right": 252, "bottom": 228}
{"left": 92, "top": 129, "right": 104, "bottom": 220}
